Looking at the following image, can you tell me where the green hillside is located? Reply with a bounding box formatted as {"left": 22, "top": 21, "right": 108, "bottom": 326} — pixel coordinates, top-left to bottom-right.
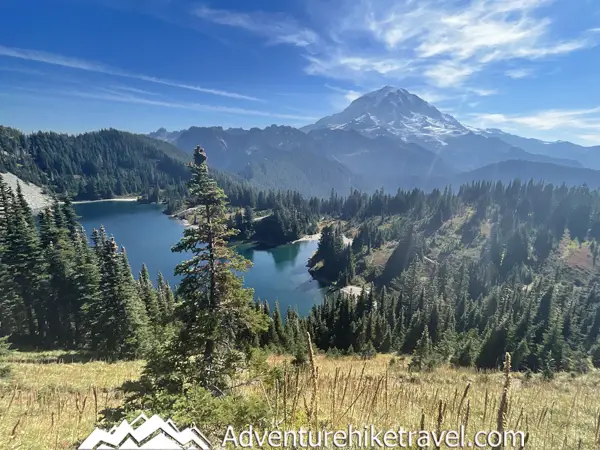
{"left": 0, "top": 126, "right": 190, "bottom": 200}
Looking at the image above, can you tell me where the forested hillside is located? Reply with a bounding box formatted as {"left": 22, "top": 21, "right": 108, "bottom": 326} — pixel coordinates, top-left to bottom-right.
{"left": 178, "top": 161, "right": 600, "bottom": 374}
{"left": 0, "top": 175, "right": 175, "bottom": 352}
{"left": 0, "top": 126, "right": 190, "bottom": 201}
{"left": 263, "top": 181, "right": 600, "bottom": 374}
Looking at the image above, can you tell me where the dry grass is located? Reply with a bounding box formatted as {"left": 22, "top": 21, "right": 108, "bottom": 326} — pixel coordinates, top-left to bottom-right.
{"left": 0, "top": 353, "right": 142, "bottom": 449}
{"left": 563, "top": 242, "right": 593, "bottom": 270}
{"left": 2, "top": 351, "right": 600, "bottom": 449}
{"left": 251, "top": 354, "right": 600, "bottom": 449}
{"left": 367, "top": 243, "right": 397, "bottom": 267}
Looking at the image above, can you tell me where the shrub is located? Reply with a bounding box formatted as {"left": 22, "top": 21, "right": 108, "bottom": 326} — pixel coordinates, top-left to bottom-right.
{"left": 0, "top": 337, "right": 11, "bottom": 378}
{"left": 102, "top": 385, "right": 271, "bottom": 439}
{"left": 360, "top": 341, "right": 377, "bottom": 360}
{"left": 408, "top": 326, "right": 441, "bottom": 372}
{"left": 451, "top": 335, "right": 480, "bottom": 368}
{"left": 591, "top": 345, "right": 600, "bottom": 368}
{"left": 541, "top": 358, "right": 556, "bottom": 381}
{"left": 292, "top": 344, "right": 308, "bottom": 366}
{"left": 325, "top": 348, "right": 343, "bottom": 359}
{"left": 572, "top": 351, "right": 592, "bottom": 374}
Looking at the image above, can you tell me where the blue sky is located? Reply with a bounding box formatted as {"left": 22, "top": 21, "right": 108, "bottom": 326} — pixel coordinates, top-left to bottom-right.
{"left": 0, "top": 0, "right": 599, "bottom": 145}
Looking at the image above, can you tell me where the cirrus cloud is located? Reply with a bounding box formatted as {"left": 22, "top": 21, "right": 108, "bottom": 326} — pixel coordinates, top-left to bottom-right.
{"left": 0, "top": 44, "right": 262, "bottom": 101}
{"left": 193, "top": 0, "right": 597, "bottom": 94}
{"left": 467, "top": 106, "right": 600, "bottom": 144}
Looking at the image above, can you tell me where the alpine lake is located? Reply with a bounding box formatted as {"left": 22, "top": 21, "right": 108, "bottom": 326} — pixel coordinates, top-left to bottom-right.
{"left": 74, "top": 201, "right": 326, "bottom": 316}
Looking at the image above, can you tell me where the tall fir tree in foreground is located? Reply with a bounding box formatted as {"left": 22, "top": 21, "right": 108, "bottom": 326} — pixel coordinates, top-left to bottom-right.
{"left": 139, "top": 146, "right": 267, "bottom": 396}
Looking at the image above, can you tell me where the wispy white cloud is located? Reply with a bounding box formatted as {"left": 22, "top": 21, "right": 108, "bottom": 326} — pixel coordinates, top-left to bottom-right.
{"left": 505, "top": 68, "right": 534, "bottom": 79}
{"left": 194, "top": 5, "right": 319, "bottom": 47}
{"left": 470, "top": 107, "right": 600, "bottom": 130}
{"left": 323, "top": 83, "right": 364, "bottom": 109}
{"left": 345, "top": 0, "right": 594, "bottom": 87}
{"left": 108, "top": 85, "right": 160, "bottom": 96}
{"left": 0, "top": 65, "right": 45, "bottom": 76}
{"left": 466, "top": 87, "right": 498, "bottom": 96}
{"left": 406, "top": 89, "right": 452, "bottom": 104}
{"left": 468, "top": 107, "right": 600, "bottom": 142}
{"left": 0, "top": 44, "right": 262, "bottom": 101}
{"left": 577, "top": 134, "right": 600, "bottom": 145}
{"left": 324, "top": 84, "right": 362, "bottom": 102}
{"left": 423, "top": 61, "right": 477, "bottom": 88}
{"left": 14, "top": 85, "right": 317, "bottom": 121}
{"left": 192, "top": 1, "right": 596, "bottom": 93}
{"left": 304, "top": 54, "right": 415, "bottom": 83}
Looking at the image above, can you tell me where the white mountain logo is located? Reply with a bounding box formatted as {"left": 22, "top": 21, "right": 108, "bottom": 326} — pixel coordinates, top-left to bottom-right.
{"left": 78, "top": 413, "right": 211, "bottom": 449}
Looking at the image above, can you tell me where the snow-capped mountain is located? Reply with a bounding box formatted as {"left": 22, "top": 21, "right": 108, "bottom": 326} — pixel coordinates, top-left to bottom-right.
{"left": 302, "top": 86, "right": 468, "bottom": 145}
{"left": 303, "top": 86, "right": 582, "bottom": 170}
{"left": 149, "top": 85, "right": 599, "bottom": 194}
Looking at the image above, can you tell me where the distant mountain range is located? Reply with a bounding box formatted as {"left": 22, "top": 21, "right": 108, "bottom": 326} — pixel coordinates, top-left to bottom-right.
{"left": 476, "top": 128, "right": 600, "bottom": 169}
{"left": 151, "top": 86, "right": 600, "bottom": 196}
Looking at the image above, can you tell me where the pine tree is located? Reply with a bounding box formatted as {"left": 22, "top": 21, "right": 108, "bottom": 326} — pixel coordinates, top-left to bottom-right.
{"left": 242, "top": 205, "right": 255, "bottom": 239}
{"left": 61, "top": 198, "right": 81, "bottom": 240}
{"left": 72, "top": 229, "right": 101, "bottom": 347}
{"left": 272, "top": 301, "right": 286, "bottom": 349}
{"left": 142, "top": 147, "right": 267, "bottom": 394}
{"left": 156, "top": 272, "right": 175, "bottom": 323}
{"left": 0, "top": 177, "right": 19, "bottom": 336}
{"left": 409, "top": 326, "right": 435, "bottom": 372}
{"left": 89, "top": 237, "right": 150, "bottom": 358}
{"left": 138, "top": 264, "right": 161, "bottom": 328}
{"left": 4, "top": 186, "right": 46, "bottom": 341}
{"left": 261, "top": 301, "right": 278, "bottom": 348}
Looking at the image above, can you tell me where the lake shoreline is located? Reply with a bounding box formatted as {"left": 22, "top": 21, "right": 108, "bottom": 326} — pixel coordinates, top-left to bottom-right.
{"left": 175, "top": 215, "right": 324, "bottom": 247}
{"left": 72, "top": 197, "right": 140, "bottom": 205}
{"left": 75, "top": 200, "right": 330, "bottom": 315}
{"left": 173, "top": 215, "right": 355, "bottom": 294}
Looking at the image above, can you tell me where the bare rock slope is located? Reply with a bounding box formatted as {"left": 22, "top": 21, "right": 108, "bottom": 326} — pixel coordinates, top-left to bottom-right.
{"left": 1, "top": 172, "right": 53, "bottom": 211}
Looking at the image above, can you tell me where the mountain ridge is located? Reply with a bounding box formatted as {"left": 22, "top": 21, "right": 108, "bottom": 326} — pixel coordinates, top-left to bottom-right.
{"left": 301, "top": 86, "right": 584, "bottom": 170}
{"left": 0, "top": 126, "right": 191, "bottom": 201}
{"left": 149, "top": 86, "right": 599, "bottom": 194}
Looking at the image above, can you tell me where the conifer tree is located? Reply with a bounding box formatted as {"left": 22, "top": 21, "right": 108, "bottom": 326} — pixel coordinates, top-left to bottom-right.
{"left": 0, "top": 176, "right": 19, "bottom": 336}
{"left": 409, "top": 326, "right": 434, "bottom": 371}
{"left": 242, "top": 205, "right": 255, "bottom": 239}
{"left": 142, "top": 146, "right": 267, "bottom": 394}
{"left": 156, "top": 272, "right": 175, "bottom": 323}
{"left": 61, "top": 198, "right": 81, "bottom": 240}
{"left": 89, "top": 237, "right": 150, "bottom": 359}
{"left": 72, "top": 229, "right": 101, "bottom": 347}
{"left": 272, "top": 301, "right": 286, "bottom": 349}
{"left": 4, "top": 185, "right": 46, "bottom": 341}
{"left": 138, "top": 264, "right": 161, "bottom": 328}
{"left": 262, "top": 301, "right": 278, "bottom": 348}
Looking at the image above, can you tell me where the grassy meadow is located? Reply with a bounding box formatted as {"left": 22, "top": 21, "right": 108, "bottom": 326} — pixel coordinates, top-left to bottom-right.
{"left": 1, "top": 351, "right": 600, "bottom": 449}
